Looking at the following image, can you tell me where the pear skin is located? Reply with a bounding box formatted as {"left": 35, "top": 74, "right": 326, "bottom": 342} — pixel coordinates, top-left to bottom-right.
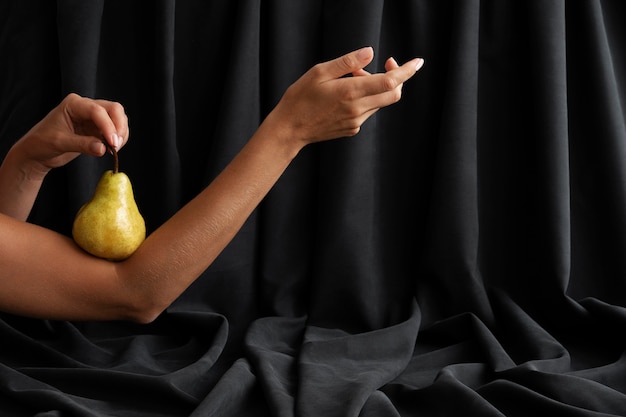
{"left": 72, "top": 170, "right": 146, "bottom": 261}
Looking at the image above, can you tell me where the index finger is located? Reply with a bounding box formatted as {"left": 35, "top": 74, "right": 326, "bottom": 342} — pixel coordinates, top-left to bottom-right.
{"left": 94, "top": 99, "right": 129, "bottom": 149}
{"left": 64, "top": 94, "right": 127, "bottom": 150}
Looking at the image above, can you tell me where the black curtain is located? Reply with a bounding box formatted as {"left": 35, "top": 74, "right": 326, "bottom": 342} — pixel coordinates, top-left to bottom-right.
{"left": 1, "top": 0, "right": 626, "bottom": 416}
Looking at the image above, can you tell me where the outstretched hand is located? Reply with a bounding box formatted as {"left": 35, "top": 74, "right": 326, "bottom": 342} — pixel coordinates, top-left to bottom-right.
{"left": 267, "top": 47, "right": 424, "bottom": 146}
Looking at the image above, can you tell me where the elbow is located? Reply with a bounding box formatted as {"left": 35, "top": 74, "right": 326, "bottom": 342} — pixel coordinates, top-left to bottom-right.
{"left": 117, "top": 290, "right": 168, "bottom": 324}
{"left": 128, "top": 308, "right": 163, "bottom": 325}
{"left": 113, "top": 266, "right": 170, "bottom": 324}
{"left": 124, "top": 298, "right": 168, "bottom": 324}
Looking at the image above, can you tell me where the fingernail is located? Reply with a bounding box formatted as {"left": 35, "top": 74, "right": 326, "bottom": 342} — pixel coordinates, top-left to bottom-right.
{"left": 357, "top": 46, "right": 373, "bottom": 61}
{"left": 107, "top": 134, "right": 117, "bottom": 150}
{"left": 415, "top": 58, "right": 425, "bottom": 71}
{"left": 113, "top": 134, "right": 123, "bottom": 150}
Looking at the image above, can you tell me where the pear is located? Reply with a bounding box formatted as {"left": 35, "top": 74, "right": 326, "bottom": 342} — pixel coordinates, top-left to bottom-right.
{"left": 72, "top": 148, "right": 145, "bottom": 261}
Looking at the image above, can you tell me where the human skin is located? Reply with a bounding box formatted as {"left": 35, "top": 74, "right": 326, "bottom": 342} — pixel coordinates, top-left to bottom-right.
{"left": 0, "top": 47, "right": 424, "bottom": 323}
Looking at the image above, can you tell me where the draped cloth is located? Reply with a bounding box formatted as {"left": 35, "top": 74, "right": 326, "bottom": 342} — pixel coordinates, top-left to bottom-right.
{"left": 1, "top": 1, "right": 626, "bottom": 415}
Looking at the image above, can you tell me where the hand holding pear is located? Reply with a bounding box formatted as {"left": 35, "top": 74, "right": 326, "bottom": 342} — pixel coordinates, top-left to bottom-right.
{"left": 72, "top": 147, "right": 145, "bottom": 261}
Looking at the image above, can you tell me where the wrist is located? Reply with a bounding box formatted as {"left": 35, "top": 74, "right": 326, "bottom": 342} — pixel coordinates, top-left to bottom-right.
{"left": 257, "top": 110, "right": 308, "bottom": 160}
{"left": 0, "top": 146, "right": 45, "bottom": 221}
{"left": 3, "top": 141, "right": 48, "bottom": 185}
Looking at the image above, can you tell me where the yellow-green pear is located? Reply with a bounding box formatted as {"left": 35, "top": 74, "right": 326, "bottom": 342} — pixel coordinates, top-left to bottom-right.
{"left": 72, "top": 150, "right": 145, "bottom": 261}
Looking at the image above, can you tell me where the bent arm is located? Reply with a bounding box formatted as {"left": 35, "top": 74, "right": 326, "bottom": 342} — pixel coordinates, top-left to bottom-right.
{"left": 0, "top": 120, "right": 300, "bottom": 322}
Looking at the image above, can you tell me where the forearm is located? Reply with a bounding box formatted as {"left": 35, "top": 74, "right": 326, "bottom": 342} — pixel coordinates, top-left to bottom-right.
{"left": 117, "top": 114, "right": 303, "bottom": 322}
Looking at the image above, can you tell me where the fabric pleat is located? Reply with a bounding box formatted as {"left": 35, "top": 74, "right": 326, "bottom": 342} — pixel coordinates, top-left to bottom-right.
{"left": 1, "top": 0, "right": 626, "bottom": 416}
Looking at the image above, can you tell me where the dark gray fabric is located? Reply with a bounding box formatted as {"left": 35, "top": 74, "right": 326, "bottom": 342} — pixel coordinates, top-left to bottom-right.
{"left": 1, "top": 0, "right": 626, "bottom": 415}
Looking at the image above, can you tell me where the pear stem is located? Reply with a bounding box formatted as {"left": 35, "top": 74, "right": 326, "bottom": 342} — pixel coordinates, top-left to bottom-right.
{"left": 106, "top": 143, "right": 119, "bottom": 173}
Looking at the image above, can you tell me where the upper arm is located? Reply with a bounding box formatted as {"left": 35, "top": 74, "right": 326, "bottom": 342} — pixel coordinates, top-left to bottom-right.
{"left": 0, "top": 213, "right": 137, "bottom": 321}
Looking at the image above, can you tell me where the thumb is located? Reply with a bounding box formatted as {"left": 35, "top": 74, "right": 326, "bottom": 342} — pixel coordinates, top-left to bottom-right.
{"left": 67, "top": 134, "right": 107, "bottom": 156}
{"left": 322, "top": 47, "right": 374, "bottom": 79}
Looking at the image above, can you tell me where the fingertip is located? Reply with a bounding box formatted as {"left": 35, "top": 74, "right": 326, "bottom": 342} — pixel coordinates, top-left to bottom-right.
{"left": 114, "top": 134, "right": 124, "bottom": 150}
{"left": 356, "top": 46, "right": 374, "bottom": 61}
{"left": 414, "top": 58, "right": 425, "bottom": 71}
{"left": 385, "top": 57, "right": 400, "bottom": 71}
{"left": 89, "top": 140, "right": 106, "bottom": 156}
{"left": 106, "top": 133, "right": 123, "bottom": 151}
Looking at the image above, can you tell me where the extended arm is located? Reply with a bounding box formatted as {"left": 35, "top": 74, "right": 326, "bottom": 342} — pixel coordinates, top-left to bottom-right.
{"left": 0, "top": 48, "right": 423, "bottom": 322}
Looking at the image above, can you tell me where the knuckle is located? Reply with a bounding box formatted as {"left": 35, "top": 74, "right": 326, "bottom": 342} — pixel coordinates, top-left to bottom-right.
{"left": 343, "top": 117, "right": 362, "bottom": 133}
{"left": 110, "top": 101, "right": 126, "bottom": 117}
{"left": 382, "top": 75, "right": 399, "bottom": 91}
{"left": 390, "top": 88, "right": 402, "bottom": 103}
{"left": 348, "top": 105, "right": 362, "bottom": 119}
{"left": 345, "top": 125, "right": 361, "bottom": 137}
{"left": 340, "top": 87, "right": 359, "bottom": 102}
{"left": 340, "top": 102, "right": 362, "bottom": 119}
{"left": 50, "top": 129, "right": 66, "bottom": 147}
{"left": 90, "top": 103, "right": 107, "bottom": 118}
{"left": 65, "top": 92, "right": 80, "bottom": 102}
{"left": 309, "top": 63, "right": 324, "bottom": 78}
{"left": 340, "top": 54, "right": 357, "bottom": 71}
